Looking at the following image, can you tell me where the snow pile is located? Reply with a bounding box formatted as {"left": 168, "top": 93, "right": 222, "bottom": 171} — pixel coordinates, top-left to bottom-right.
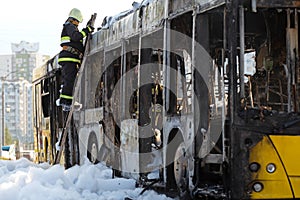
{"left": 0, "top": 158, "right": 173, "bottom": 200}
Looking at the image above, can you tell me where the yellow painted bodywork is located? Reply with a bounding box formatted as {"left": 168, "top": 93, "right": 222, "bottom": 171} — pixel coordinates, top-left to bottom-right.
{"left": 270, "top": 136, "right": 300, "bottom": 177}
{"left": 249, "top": 135, "right": 300, "bottom": 199}
{"left": 270, "top": 136, "right": 300, "bottom": 197}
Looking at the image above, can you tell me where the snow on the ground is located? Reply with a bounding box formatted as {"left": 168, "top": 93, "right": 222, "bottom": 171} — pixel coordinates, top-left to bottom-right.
{"left": 0, "top": 158, "right": 173, "bottom": 200}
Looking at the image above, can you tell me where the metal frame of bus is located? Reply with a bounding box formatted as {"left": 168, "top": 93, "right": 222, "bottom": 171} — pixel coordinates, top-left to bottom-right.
{"left": 32, "top": 0, "right": 300, "bottom": 199}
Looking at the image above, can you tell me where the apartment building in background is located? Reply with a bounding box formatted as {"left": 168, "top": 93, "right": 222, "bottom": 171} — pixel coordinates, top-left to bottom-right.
{"left": 11, "top": 41, "right": 49, "bottom": 82}
{"left": 0, "top": 41, "right": 50, "bottom": 150}
{"left": 0, "top": 55, "right": 12, "bottom": 78}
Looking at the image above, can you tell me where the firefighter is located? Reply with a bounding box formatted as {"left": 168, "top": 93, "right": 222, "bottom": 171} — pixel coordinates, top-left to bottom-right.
{"left": 58, "top": 8, "right": 94, "bottom": 111}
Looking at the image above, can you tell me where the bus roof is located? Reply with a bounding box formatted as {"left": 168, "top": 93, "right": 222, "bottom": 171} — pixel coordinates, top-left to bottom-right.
{"left": 32, "top": 54, "right": 60, "bottom": 83}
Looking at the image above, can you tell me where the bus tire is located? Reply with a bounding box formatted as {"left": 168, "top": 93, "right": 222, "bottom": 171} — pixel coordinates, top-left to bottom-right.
{"left": 167, "top": 133, "right": 189, "bottom": 198}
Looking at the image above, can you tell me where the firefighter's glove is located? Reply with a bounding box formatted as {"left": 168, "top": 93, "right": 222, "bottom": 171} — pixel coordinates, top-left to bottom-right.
{"left": 87, "top": 25, "right": 94, "bottom": 33}
{"left": 82, "top": 26, "right": 94, "bottom": 36}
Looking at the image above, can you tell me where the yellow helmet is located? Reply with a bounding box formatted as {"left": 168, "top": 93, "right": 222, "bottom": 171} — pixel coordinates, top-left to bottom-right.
{"left": 68, "top": 8, "right": 83, "bottom": 23}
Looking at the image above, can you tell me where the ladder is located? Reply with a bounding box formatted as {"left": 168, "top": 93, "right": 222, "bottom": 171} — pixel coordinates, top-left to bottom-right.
{"left": 54, "top": 13, "right": 97, "bottom": 165}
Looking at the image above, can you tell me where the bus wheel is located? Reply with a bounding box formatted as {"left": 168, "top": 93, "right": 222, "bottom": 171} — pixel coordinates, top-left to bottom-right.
{"left": 174, "top": 142, "right": 188, "bottom": 191}
{"left": 87, "top": 133, "right": 99, "bottom": 164}
{"left": 167, "top": 138, "right": 189, "bottom": 198}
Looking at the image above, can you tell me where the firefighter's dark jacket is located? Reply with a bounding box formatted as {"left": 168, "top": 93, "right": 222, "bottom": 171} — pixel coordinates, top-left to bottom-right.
{"left": 58, "top": 21, "right": 90, "bottom": 63}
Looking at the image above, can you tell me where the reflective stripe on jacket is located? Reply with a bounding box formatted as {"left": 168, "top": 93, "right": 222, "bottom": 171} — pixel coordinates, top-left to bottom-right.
{"left": 58, "top": 57, "right": 81, "bottom": 63}
{"left": 58, "top": 21, "right": 87, "bottom": 63}
{"left": 60, "top": 94, "right": 73, "bottom": 100}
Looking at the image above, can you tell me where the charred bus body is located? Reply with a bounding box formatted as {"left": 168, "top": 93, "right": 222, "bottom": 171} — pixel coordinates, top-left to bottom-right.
{"left": 32, "top": 0, "right": 300, "bottom": 199}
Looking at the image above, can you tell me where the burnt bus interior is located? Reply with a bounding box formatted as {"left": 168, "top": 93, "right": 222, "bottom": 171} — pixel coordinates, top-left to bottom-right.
{"left": 84, "top": 51, "right": 104, "bottom": 110}
{"left": 102, "top": 47, "right": 122, "bottom": 172}
{"left": 124, "top": 36, "right": 139, "bottom": 120}
{"left": 225, "top": 4, "right": 300, "bottom": 154}
{"left": 189, "top": 7, "right": 226, "bottom": 196}
{"left": 229, "top": 4, "right": 300, "bottom": 199}
{"left": 242, "top": 8, "right": 298, "bottom": 113}
{"left": 166, "top": 2, "right": 300, "bottom": 198}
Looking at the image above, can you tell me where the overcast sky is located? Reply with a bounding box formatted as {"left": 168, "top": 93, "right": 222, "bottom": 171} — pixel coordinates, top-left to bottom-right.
{"left": 0, "top": 0, "right": 139, "bottom": 57}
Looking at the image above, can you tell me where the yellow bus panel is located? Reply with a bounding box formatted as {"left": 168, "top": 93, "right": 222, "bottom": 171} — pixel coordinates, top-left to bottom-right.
{"left": 249, "top": 136, "right": 293, "bottom": 199}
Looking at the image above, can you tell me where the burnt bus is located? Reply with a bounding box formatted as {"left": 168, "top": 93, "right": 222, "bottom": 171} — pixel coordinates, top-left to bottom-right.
{"left": 32, "top": 0, "right": 300, "bottom": 199}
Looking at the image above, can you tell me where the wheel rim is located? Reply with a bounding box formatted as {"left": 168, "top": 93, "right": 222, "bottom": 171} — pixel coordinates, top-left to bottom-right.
{"left": 91, "top": 143, "right": 98, "bottom": 163}
{"left": 174, "top": 142, "right": 187, "bottom": 190}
